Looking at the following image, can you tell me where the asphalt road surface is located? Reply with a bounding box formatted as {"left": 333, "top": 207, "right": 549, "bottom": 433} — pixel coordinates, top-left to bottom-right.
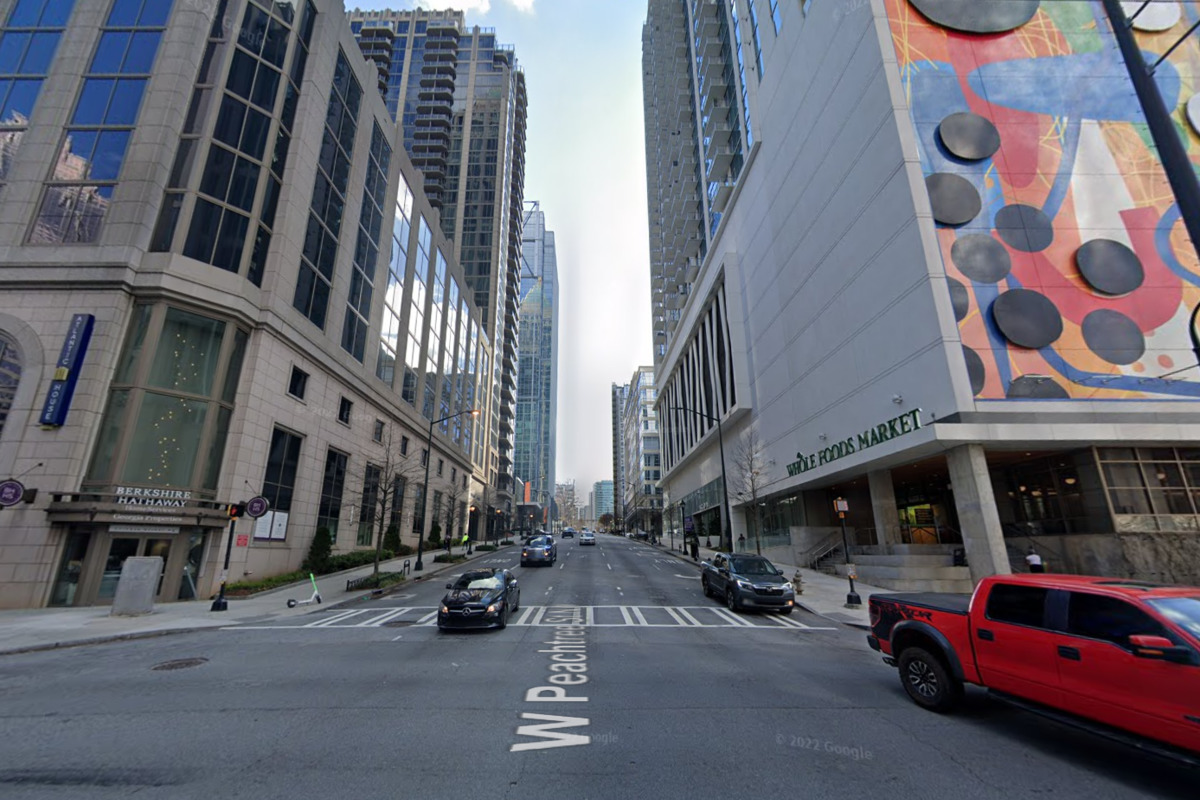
{"left": 0, "top": 536, "right": 1194, "bottom": 799}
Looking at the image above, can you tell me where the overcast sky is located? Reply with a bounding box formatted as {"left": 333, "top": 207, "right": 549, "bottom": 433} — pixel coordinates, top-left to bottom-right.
{"left": 352, "top": 0, "right": 654, "bottom": 495}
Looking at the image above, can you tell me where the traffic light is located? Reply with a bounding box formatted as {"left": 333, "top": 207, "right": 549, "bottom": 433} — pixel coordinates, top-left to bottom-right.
{"left": 228, "top": 503, "right": 246, "bottom": 518}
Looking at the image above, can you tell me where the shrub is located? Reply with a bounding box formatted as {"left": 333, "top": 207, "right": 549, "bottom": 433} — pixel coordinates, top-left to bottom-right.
{"left": 433, "top": 553, "right": 466, "bottom": 564}
{"left": 391, "top": 543, "right": 415, "bottom": 556}
{"left": 225, "top": 570, "right": 308, "bottom": 596}
{"left": 326, "top": 549, "right": 394, "bottom": 572}
{"left": 383, "top": 524, "right": 401, "bottom": 555}
{"left": 303, "top": 527, "right": 333, "bottom": 573}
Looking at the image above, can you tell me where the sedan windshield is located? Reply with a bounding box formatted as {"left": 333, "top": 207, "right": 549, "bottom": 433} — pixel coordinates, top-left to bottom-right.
{"left": 528, "top": 536, "right": 551, "bottom": 547}
{"left": 453, "top": 573, "right": 502, "bottom": 591}
{"left": 730, "top": 558, "right": 776, "bottom": 576}
{"left": 1148, "top": 596, "right": 1200, "bottom": 639}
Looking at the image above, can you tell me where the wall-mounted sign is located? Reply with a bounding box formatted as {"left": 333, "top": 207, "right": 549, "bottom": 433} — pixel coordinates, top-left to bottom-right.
{"left": 39, "top": 314, "right": 95, "bottom": 428}
{"left": 786, "top": 409, "right": 924, "bottom": 477}
{"left": 0, "top": 479, "right": 25, "bottom": 507}
{"left": 246, "top": 496, "right": 270, "bottom": 518}
{"left": 114, "top": 486, "right": 193, "bottom": 507}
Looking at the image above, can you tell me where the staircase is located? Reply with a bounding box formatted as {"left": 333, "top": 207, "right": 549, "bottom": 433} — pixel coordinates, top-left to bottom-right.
{"left": 811, "top": 546, "right": 844, "bottom": 575}
{"left": 834, "top": 544, "right": 975, "bottom": 593}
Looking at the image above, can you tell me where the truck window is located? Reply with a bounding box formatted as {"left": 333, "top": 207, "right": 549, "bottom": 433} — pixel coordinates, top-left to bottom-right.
{"left": 1067, "top": 592, "right": 1168, "bottom": 647}
{"left": 985, "top": 584, "right": 1048, "bottom": 628}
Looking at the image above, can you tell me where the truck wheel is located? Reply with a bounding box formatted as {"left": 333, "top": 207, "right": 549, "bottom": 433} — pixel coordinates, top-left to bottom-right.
{"left": 898, "top": 647, "right": 962, "bottom": 713}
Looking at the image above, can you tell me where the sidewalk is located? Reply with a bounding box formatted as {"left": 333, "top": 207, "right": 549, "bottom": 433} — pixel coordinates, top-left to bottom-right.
{"left": 651, "top": 537, "right": 886, "bottom": 629}
{"left": 0, "top": 545, "right": 493, "bottom": 656}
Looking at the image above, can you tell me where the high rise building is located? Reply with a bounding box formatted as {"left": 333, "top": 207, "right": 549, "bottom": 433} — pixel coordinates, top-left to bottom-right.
{"left": 347, "top": 7, "right": 528, "bottom": 533}
{"left": 622, "top": 366, "right": 661, "bottom": 536}
{"left": 644, "top": 1, "right": 1200, "bottom": 588}
{"left": 514, "top": 201, "right": 558, "bottom": 515}
{"left": 555, "top": 480, "right": 577, "bottom": 528}
{"left": 593, "top": 479, "right": 614, "bottom": 519}
{"left": 610, "top": 382, "right": 628, "bottom": 526}
{"left": 0, "top": 0, "right": 491, "bottom": 608}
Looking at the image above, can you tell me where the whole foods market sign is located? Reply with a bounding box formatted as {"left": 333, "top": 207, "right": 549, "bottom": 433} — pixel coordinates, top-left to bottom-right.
{"left": 786, "top": 409, "right": 923, "bottom": 477}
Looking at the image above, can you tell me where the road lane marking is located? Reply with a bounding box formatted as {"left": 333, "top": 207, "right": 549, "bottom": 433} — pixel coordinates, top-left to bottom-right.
{"left": 355, "top": 608, "right": 410, "bottom": 626}
{"left": 619, "top": 606, "right": 634, "bottom": 625}
{"left": 711, "top": 607, "right": 756, "bottom": 627}
{"left": 531, "top": 606, "right": 548, "bottom": 626}
{"left": 307, "top": 610, "right": 364, "bottom": 627}
{"left": 514, "top": 606, "right": 536, "bottom": 626}
{"left": 416, "top": 610, "right": 438, "bottom": 625}
{"left": 631, "top": 607, "right": 649, "bottom": 626}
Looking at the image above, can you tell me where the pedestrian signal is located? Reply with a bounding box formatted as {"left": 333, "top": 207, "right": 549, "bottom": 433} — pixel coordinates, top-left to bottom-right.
{"left": 228, "top": 503, "right": 246, "bottom": 518}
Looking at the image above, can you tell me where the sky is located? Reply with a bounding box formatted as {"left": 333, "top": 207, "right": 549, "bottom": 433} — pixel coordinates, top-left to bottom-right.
{"left": 351, "top": 1, "right": 654, "bottom": 496}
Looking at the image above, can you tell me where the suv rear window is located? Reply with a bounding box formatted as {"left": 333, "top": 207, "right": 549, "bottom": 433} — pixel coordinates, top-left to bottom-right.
{"left": 985, "top": 584, "right": 1048, "bottom": 628}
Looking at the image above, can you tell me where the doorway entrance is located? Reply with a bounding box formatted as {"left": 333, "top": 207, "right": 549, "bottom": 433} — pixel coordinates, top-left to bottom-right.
{"left": 52, "top": 527, "right": 208, "bottom": 606}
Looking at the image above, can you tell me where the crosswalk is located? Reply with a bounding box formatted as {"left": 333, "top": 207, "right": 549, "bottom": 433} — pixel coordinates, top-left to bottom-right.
{"left": 230, "top": 605, "right": 836, "bottom": 630}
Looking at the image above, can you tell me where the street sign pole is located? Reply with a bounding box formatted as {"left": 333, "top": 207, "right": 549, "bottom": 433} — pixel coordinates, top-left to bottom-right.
{"left": 210, "top": 516, "right": 236, "bottom": 612}
{"left": 835, "top": 497, "right": 861, "bottom": 608}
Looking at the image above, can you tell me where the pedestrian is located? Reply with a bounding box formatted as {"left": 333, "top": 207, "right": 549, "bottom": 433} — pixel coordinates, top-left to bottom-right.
{"left": 737, "top": 533, "right": 746, "bottom": 551}
{"left": 1025, "top": 546, "right": 1044, "bottom": 573}
{"left": 461, "top": 533, "right": 470, "bottom": 553}
{"left": 689, "top": 534, "right": 699, "bottom": 561}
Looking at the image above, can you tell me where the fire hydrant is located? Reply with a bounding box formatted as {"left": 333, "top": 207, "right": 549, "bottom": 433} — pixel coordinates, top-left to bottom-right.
{"left": 792, "top": 570, "right": 804, "bottom": 595}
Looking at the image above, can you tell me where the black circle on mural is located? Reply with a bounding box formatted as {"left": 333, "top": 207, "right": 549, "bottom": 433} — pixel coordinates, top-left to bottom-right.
{"left": 963, "top": 345, "right": 986, "bottom": 396}
{"left": 908, "top": 0, "right": 1041, "bottom": 34}
{"left": 951, "top": 234, "right": 1012, "bottom": 283}
{"left": 1075, "top": 239, "right": 1145, "bottom": 296}
{"left": 948, "top": 276, "right": 969, "bottom": 321}
{"left": 994, "top": 203, "right": 1054, "bottom": 252}
{"left": 1007, "top": 375, "right": 1070, "bottom": 399}
{"left": 991, "top": 288, "right": 1063, "bottom": 349}
{"left": 926, "top": 173, "right": 981, "bottom": 226}
{"left": 938, "top": 112, "right": 1001, "bottom": 161}
{"left": 1081, "top": 309, "right": 1145, "bottom": 366}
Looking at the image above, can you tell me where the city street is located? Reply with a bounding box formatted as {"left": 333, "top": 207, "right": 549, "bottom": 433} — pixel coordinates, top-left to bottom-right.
{"left": 0, "top": 537, "right": 1194, "bottom": 799}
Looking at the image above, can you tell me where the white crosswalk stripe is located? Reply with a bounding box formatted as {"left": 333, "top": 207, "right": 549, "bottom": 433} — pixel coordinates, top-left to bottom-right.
{"left": 231, "top": 605, "right": 836, "bottom": 630}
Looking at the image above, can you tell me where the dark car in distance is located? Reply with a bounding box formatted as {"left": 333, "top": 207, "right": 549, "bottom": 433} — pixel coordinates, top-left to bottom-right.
{"left": 562, "top": 528, "right": 575, "bottom": 539}
{"left": 521, "top": 534, "right": 557, "bottom": 566}
{"left": 437, "top": 568, "right": 520, "bottom": 631}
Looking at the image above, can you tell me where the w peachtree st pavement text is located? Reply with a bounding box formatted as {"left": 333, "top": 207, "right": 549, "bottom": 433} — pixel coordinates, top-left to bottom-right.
{"left": 513, "top": 606, "right": 591, "bottom": 751}
{"left": 787, "top": 409, "right": 923, "bottom": 477}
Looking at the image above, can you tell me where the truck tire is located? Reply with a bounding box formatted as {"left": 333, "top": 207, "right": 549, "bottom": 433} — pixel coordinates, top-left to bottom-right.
{"left": 898, "top": 646, "right": 962, "bottom": 713}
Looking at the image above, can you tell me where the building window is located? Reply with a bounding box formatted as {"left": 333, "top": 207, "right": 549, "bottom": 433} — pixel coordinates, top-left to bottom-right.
{"left": 0, "top": 0, "right": 75, "bottom": 192}
{"left": 437, "top": 458, "right": 443, "bottom": 477}
{"left": 262, "top": 426, "right": 303, "bottom": 517}
{"left": 294, "top": 49, "right": 361, "bottom": 328}
{"left": 411, "top": 482, "right": 425, "bottom": 538}
{"left": 342, "top": 122, "right": 391, "bottom": 362}
{"left": 373, "top": 419, "right": 384, "bottom": 442}
{"left": 337, "top": 395, "right": 352, "bottom": 425}
{"left": 450, "top": 466, "right": 456, "bottom": 483}
{"left": 389, "top": 474, "right": 406, "bottom": 529}
{"left": 768, "top": 0, "right": 782, "bottom": 33}
{"left": 0, "top": 329, "right": 23, "bottom": 438}
{"left": 421, "top": 447, "right": 427, "bottom": 467}
{"left": 1098, "top": 447, "right": 1200, "bottom": 524}
{"left": 400, "top": 435, "right": 409, "bottom": 456}
{"left": 287, "top": 365, "right": 308, "bottom": 399}
{"left": 462, "top": 474, "right": 467, "bottom": 490}
{"left": 377, "top": 174, "right": 413, "bottom": 387}
{"left": 358, "top": 463, "right": 380, "bottom": 545}
{"left": 85, "top": 304, "right": 246, "bottom": 493}
{"left": 316, "top": 447, "right": 347, "bottom": 539}
{"left": 30, "top": 0, "right": 171, "bottom": 244}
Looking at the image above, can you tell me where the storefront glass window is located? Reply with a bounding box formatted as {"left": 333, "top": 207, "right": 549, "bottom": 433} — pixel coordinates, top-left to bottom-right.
{"left": 0, "top": 329, "right": 22, "bottom": 439}
{"left": 121, "top": 392, "right": 208, "bottom": 485}
{"left": 148, "top": 308, "right": 225, "bottom": 395}
{"left": 201, "top": 405, "right": 232, "bottom": 490}
{"left": 113, "top": 303, "right": 150, "bottom": 383}
{"left": 86, "top": 388, "right": 128, "bottom": 481}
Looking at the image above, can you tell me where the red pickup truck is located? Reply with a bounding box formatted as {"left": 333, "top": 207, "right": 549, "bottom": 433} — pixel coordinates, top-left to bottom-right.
{"left": 867, "top": 574, "right": 1200, "bottom": 761}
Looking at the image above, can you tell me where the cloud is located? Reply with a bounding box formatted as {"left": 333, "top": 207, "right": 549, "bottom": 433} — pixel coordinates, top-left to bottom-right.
{"left": 411, "top": 0, "right": 535, "bottom": 13}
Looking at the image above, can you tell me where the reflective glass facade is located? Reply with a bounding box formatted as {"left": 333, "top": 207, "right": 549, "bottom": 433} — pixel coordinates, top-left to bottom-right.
{"left": 30, "top": 0, "right": 168, "bottom": 244}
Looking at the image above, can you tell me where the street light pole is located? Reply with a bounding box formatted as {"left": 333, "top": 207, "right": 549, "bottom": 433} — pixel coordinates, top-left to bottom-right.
{"left": 669, "top": 406, "right": 733, "bottom": 552}
{"left": 415, "top": 408, "right": 478, "bottom": 572}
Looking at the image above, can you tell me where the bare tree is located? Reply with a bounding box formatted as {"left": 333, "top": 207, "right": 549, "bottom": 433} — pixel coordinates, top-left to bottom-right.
{"left": 351, "top": 424, "right": 426, "bottom": 582}
{"left": 445, "top": 478, "right": 467, "bottom": 550}
{"left": 731, "top": 426, "right": 772, "bottom": 555}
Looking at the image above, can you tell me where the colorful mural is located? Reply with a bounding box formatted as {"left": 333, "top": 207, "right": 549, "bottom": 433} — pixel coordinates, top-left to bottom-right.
{"left": 886, "top": 0, "right": 1200, "bottom": 399}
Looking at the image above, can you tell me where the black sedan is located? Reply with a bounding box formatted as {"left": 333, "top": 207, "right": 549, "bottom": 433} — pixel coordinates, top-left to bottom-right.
{"left": 437, "top": 568, "right": 520, "bottom": 631}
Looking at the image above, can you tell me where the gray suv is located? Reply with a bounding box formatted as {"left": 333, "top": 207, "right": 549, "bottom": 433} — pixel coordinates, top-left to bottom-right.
{"left": 521, "top": 534, "right": 557, "bottom": 567}
{"left": 701, "top": 553, "right": 795, "bottom": 613}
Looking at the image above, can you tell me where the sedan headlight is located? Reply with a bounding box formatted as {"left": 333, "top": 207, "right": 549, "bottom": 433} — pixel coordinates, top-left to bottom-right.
{"left": 439, "top": 604, "right": 449, "bottom": 613}
{"left": 736, "top": 579, "right": 754, "bottom": 590}
{"left": 486, "top": 603, "right": 498, "bottom": 614}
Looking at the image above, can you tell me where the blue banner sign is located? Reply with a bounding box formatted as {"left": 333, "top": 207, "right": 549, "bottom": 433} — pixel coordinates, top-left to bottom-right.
{"left": 39, "top": 314, "right": 95, "bottom": 428}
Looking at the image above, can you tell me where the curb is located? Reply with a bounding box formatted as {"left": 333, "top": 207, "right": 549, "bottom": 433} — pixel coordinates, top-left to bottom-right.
{"left": 0, "top": 626, "right": 215, "bottom": 657}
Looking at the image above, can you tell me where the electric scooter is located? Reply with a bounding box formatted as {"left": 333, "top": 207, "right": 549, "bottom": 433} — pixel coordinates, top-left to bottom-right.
{"left": 286, "top": 573, "right": 322, "bottom": 608}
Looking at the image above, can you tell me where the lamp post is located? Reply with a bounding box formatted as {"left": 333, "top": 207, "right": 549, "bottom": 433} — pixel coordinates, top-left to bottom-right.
{"left": 415, "top": 408, "right": 478, "bottom": 571}
{"left": 668, "top": 405, "right": 733, "bottom": 552}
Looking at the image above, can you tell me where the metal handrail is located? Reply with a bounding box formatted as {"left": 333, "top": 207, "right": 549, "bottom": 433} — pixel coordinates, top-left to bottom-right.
{"left": 799, "top": 531, "right": 844, "bottom": 569}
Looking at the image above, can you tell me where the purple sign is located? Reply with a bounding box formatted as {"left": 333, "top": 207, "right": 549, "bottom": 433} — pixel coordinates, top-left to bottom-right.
{"left": 684, "top": 516, "right": 694, "bottom": 533}
{"left": 245, "top": 496, "right": 270, "bottom": 518}
{"left": 0, "top": 479, "right": 25, "bottom": 507}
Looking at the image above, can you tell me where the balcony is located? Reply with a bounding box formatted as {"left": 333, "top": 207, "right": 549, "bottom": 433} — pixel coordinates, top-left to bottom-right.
{"left": 705, "top": 143, "right": 734, "bottom": 177}
{"left": 710, "top": 180, "right": 734, "bottom": 213}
